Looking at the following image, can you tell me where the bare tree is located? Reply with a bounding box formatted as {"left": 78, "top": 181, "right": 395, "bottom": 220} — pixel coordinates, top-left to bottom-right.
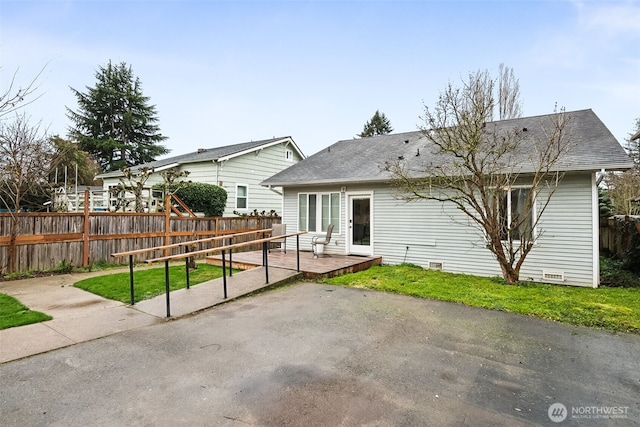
{"left": 603, "top": 118, "right": 640, "bottom": 215}
{"left": 497, "top": 63, "right": 522, "bottom": 120}
{"left": 0, "top": 114, "right": 56, "bottom": 272}
{"left": 0, "top": 67, "right": 46, "bottom": 117}
{"left": 604, "top": 171, "right": 640, "bottom": 215}
{"left": 158, "top": 167, "right": 191, "bottom": 195}
{"left": 109, "top": 167, "right": 155, "bottom": 212}
{"left": 385, "top": 67, "right": 572, "bottom": 284}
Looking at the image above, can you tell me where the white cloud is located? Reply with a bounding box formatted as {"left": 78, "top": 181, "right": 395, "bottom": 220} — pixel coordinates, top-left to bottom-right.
{"left": 576, "top": 0, "right": 640, "bottom": 38}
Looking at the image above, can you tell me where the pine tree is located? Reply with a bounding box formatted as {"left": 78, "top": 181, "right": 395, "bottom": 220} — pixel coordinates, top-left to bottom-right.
{"left": 49, "top": 136, "right": 100, "bottom": 187}
{"left": 67, "top": 61, "right": 169, "bottom": 172}
{"left": 358, "top": 110, "right": 394, "bottom": 137}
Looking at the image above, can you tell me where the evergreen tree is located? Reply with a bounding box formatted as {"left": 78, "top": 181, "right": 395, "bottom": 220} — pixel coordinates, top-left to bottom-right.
{"left": 358, "top": 110, "right": 393, "bottom": 137}
{"left": 66, "top": 61, "right": 169, "bottom": 172}
{"left": 49, "top": 136, "right": 100, "bottom": 186}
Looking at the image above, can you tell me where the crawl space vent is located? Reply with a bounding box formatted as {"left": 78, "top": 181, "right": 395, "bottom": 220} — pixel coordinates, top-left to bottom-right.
{"left": 543, "top": 271, "right": 565, "bottom": 282}
{"left": 428, "top": 261, "right": 444, "bottom": 271}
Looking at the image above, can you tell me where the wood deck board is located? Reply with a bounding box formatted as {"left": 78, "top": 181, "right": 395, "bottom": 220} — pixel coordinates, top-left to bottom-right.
{"left": 206, "top": 250, "right": 381, "bottom": 279}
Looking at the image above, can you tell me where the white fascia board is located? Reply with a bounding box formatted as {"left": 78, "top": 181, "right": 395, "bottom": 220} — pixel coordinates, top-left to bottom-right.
{"left": 261, "top": 176, "right": 392, "bottom": 187}
{"left": 95, "top": 171, "right": 123, "bottom": 179}
{"left": 152, "top": 162, "right": 180, "bottom": 172}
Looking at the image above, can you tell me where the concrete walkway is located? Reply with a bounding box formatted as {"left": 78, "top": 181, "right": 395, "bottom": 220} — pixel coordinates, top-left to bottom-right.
{"left": 0, "top": 266, "right": 301, "bottom": 363}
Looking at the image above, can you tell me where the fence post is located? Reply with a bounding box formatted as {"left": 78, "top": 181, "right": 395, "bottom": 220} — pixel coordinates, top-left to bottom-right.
{"left": 164, "top": 194, "right": 171, "bottom": 257}
{"left": 623, "top": 216, "right": 630, "bottom": 254}
{"left": 83, "top": 189, "right": 90, "bottom": 267}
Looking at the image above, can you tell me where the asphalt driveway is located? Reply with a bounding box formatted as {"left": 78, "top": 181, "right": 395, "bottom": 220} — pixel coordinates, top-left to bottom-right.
{"left": 1, "top": 282, "right": 638, "bottom": 426}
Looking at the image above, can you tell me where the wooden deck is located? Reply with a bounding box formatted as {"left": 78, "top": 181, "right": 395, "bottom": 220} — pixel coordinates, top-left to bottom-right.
{"left": 206, "top": 249, "right": 382, "bottom": 279}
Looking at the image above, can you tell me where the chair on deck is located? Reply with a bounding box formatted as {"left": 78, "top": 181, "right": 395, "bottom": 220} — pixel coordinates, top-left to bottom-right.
{"left": 269, "top": 223, "right": 286, "bottom": 253}
{"left": 312, "top": 224, "right": 334, "bottom": 258}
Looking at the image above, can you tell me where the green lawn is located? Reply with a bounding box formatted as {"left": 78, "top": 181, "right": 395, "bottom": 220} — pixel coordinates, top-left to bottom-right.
{"left": 322, "top": 264, "right": 640, "bottom": 334}
{"left": 0, "top": 293, "right": 52, "bottom": 330}
{"left": 75, "top": 264, "right": 237, "bottom": 304}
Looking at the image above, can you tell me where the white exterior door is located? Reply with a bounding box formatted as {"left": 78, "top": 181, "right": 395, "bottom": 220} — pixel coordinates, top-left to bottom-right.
{"left": 347, "top": 193, "right": 373, "bottom": 256}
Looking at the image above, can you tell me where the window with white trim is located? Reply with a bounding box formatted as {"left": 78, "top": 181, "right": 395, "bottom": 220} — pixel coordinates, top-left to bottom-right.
{"left": 298, "top": 192, "right": 340, "bottom": 233}
{"left": 285, "top": 149, "right": 293, "bottom": 161}
{"left": 236, "top": 184, "right": 248, "bottom": 210}
{"left": 498, "top": 187, "right": 534, "bottom": 241}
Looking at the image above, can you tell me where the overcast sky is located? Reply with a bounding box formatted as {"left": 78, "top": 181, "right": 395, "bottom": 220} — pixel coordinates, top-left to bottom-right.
{"left": 1, "top": 0, "right": 639, "bottom": 159}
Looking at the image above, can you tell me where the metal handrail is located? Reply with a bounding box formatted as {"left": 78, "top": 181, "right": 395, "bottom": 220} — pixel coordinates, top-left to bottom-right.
{"left": 112, "top": 229, "right": 307, "bottom": 318}
{"left": 111, "top": 228, "right": 274, "bottom": 308}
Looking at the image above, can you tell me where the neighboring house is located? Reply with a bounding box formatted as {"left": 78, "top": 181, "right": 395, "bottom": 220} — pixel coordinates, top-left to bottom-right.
{"left": 262, "top": 110, "right": 633, "bottom": 287}
{"left": 97, "top": 137, "right": 305, "bottom": 216}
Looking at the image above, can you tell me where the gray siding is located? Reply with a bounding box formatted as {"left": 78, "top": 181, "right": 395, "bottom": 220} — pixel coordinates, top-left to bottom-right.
{"left": 220, "top": 143, "right": 301, "bottom": 216}
{"left": 282, "top": 173, "right": 597, "bottom": 287}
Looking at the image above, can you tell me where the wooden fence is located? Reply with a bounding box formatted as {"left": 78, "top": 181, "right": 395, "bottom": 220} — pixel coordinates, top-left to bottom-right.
{"left": 0, "top": 210, "right": 280, "bottom": 274}
{"left": 599, "top": 215, "right": 640, "bottom": 257}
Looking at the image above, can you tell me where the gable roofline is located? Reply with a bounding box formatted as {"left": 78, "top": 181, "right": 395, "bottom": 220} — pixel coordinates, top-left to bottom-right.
{"left": 262, "top": 109, "right": 633, "bottom": 187}
{"left": 97, "top": 136, "right": 304, "bottom": 179}
{"left": 215, "top": 137, "right": 304, "bottom": 162}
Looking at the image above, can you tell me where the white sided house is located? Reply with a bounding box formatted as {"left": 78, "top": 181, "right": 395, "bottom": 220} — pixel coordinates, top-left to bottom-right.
{"left": 98, "top": 137, "right": 304, "bottom": 216}
{"left": 262, "top": 110, "right": 632, "bottom": 287}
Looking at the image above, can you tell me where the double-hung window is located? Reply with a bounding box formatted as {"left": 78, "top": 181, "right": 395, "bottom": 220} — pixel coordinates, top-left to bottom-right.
{"left": 298, "top": 192, "right": 340, "bottom": 233}
{"left": 498, "top": 187, "right": 533, "bottom": 241}
{"left": 236, "top": 185, "right": 248, "bottom": 210}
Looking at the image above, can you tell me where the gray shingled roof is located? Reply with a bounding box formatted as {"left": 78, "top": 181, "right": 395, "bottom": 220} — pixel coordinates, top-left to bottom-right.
{"left": 262, "top": 109, "right": 633, "bottom": 187}
{"left": 98, "top": 137, "right": 296, "bottom": 178}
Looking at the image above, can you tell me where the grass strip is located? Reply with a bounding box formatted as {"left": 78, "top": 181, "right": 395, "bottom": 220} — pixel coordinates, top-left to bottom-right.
{"left": 75, "top": 264, "right": 237, "bottom": 304}
{"left": 322, "top": 264, "right": 640, "bottom": 333}
{"left": 0, "top": 293, "right": 52, "bottom": 330}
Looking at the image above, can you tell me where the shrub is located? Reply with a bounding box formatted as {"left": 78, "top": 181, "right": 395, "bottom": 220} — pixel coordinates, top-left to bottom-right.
{"left": 173, "top": 182, "right": 227, "bottom": 217}
{"left": 611, "top": 216, "right": 640, "bottom": 273}
{"left": 600, "top": 256, "right": 640, "bottom": 288}
{"left": 623, "top": 229, "right": 640, "bottom": 273}
{"left": 51, "top": 259, "right": 74, "bottom": 274}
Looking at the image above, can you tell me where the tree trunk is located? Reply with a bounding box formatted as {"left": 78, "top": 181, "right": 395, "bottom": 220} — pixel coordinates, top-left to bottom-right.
{"left": 499, "top": 262, "right": 520, "bottom": 285}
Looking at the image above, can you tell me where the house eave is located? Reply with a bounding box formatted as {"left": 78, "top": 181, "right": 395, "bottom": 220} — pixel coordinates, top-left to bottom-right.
{"left": 262, "top": 176, "right": 391, "bottom": 188}
{"left": 552, "top": 162, "right": 634, "bottom": 173}
{"left": 96, "top": 162, "right": 181, "bottom": 179}
{"left": 217, "top": 137, "right": 304, "bottom": 162}
{"left": 262, "top": 162, "right": 634, "bottom": 188}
